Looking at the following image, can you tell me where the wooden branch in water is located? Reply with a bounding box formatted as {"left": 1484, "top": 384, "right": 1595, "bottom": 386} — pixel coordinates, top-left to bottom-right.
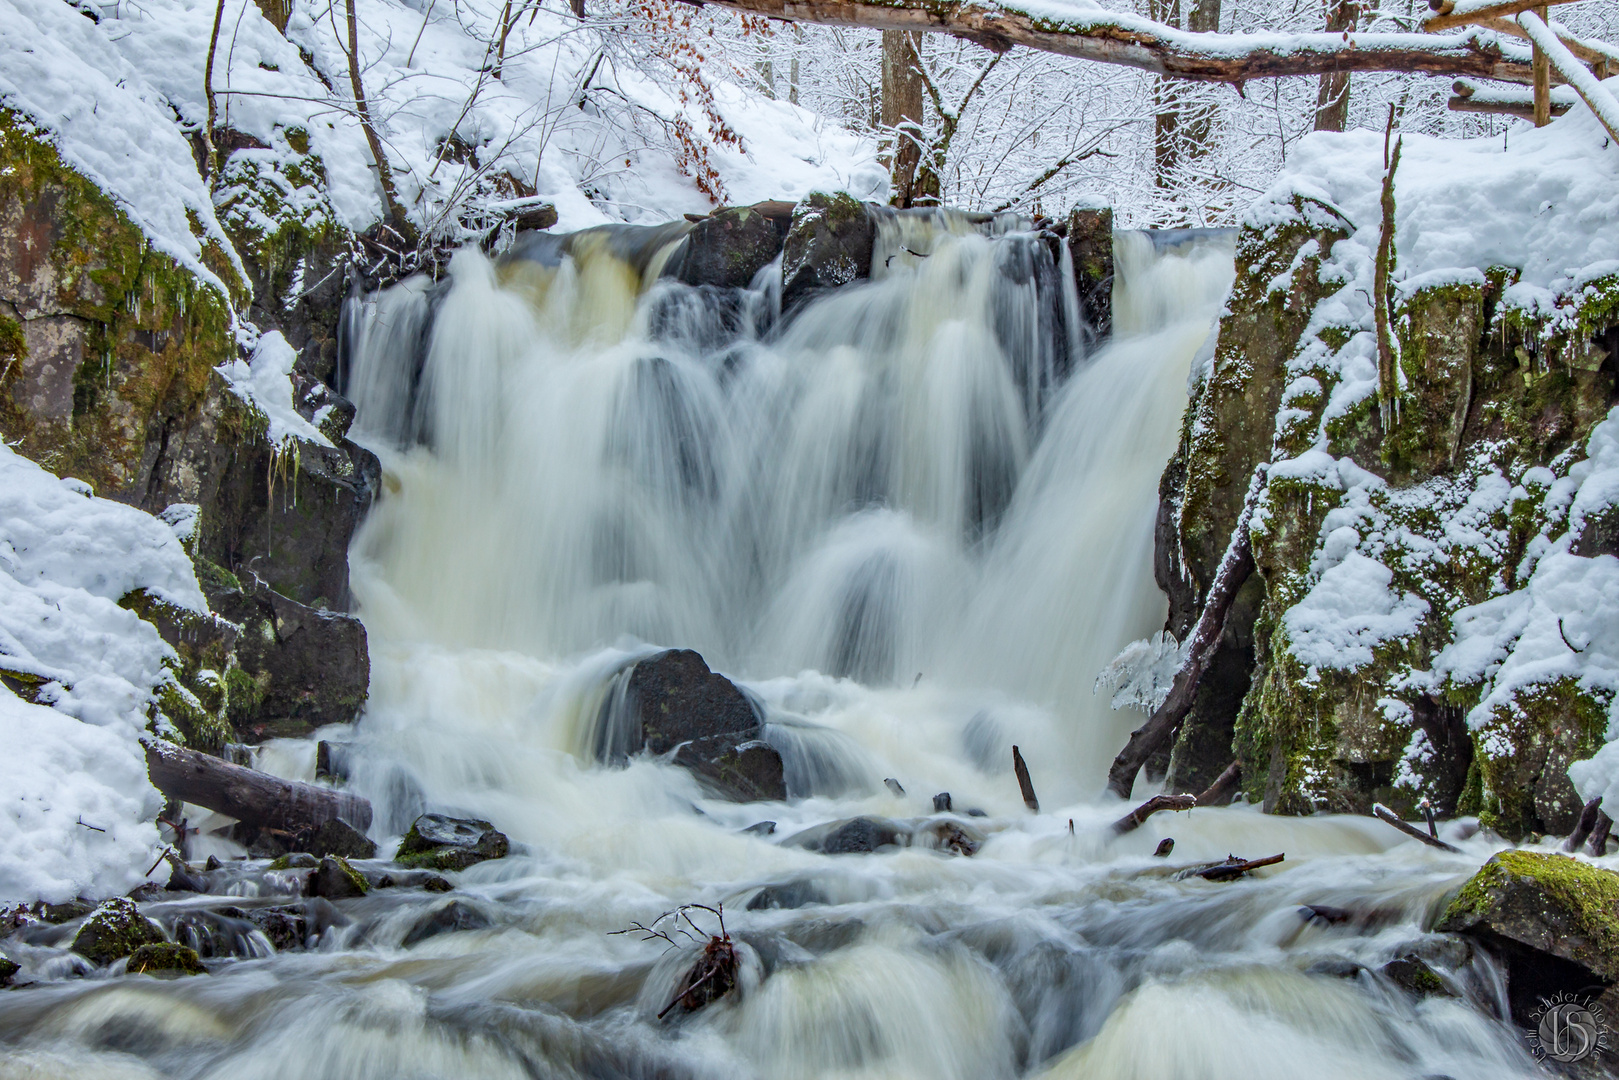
{"left": 1564, "top": 796, "right": 1603, "bottom": 853}
{"left": 1111, "top": 793, "right": 1197, "bottom": 835}
{"left": 1197, "top": 853, "right": 1284, "bottom": 881}
{"left": 699, "top": 0, "right": 1538, "bottom": 84}
{"left": 1588, "top": 811, "right": 1613, "bottom": 857}
{"left": 1012, "top": 745, "right": 1040, "bottom": 813}
{"left": 1197, "top": 760, "right": 1242, "bottom": 807}
{"left": 1372, "top": 803, "right": 1461, "bottom": 853}
{"left": 143, "top": 739, "right": 372, "bottom": 835}
{"left": 1106, "top": 466, "right": 1267, "bottom": 799}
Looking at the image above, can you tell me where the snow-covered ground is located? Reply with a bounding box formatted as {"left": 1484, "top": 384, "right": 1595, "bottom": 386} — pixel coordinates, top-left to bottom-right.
{"left": 0, "top": 445, "right": 206, "bottom": 903}
{"left": 0, "top": 0, "right": 880, "bottom": 294}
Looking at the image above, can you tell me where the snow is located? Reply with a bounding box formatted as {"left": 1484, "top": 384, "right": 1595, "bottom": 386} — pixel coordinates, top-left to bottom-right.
{"left": 0, "top": 445, "right": 204, "bottom": 902}
{"left": 1285, "top": 549, "right": 1430, "bottom": 676}
{"left": 1518, "top": 11, "right": 1619, "bottom": 141}
{"left": 1095, "top": 631, "right": 1185, "bottom": 712}
{"left": 218, "top": 331, "right": 335, "bottom": 448}
{"left": 0, "top": 0, "right": 879, "bottom": 290}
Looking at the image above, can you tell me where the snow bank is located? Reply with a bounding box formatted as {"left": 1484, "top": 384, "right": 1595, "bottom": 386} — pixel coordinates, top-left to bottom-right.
{"left": 218, "top": 331, "right": 335, "bottom": 448}
{"left": 1285, "top": 547, "right": 1429, "bottom": 676}
{"left": 0, "top": 445, "right": 204, "bottom": 902}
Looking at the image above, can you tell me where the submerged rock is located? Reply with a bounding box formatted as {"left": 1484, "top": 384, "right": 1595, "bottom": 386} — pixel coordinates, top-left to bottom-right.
{"left": 308, "top": 855, "right": 370, "bottom": 900}
{"left": 603, "top": 649, "right": 787, "bottom": 803}
{"left": 70, "top": 897, "right": 167, "bottom": 966}
{"left": 1435, "top": 850, "right": 1619, "bottom": 1022}
{"left": 126, "top": 942, "right": 207, "bottom": 977}
{"left": 746, "top": 880, "right": 828, "bottom": 911}
{"left": 783, "top": 815, "right": 986, "bottom": 856}
{"left": 402, "top": 900, "right": 493, "bottom": 946}
{"left": 394, "top": 814, "right": 510, "bottom": 872}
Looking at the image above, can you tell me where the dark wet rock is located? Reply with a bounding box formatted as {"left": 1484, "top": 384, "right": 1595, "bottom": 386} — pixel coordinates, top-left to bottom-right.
{"left": 1154, "top": 838, "right": 1176, "bottom": 857}
{"left": 1435, "top": 850, "right": 1619, "bottom": 1023}
{"left": 40, "top": 899, "right": 94, "bottom": 924}
{"left": 1307, "top": 956, "right": 1365, "bottom": 979}
{"left": 780, "top": 192, "right": 875, "bottom": 312}
{"left": 965, "top": 808, "right": 988, "bottom": 818}
{"left": 1381, "top": 953, "right": 1455, "bottom": 997}
{"left": 127, "top": 942, "right": 206, "bottom": 976}
{"left": 604, "top": 649, "right": 787, "bottom": 803}
{"left": 268, "top": 852, "right": 320, "bottom": 870}
{"left": 127, "top": 882, "right": 167, "bottom": 903}
{"left": 70, "top": 897, "right": 167, "bottom": 966}
{"left": 402, "top": 900, "right": 493, "bottom": 946}
{"left": 243, "top": 905, "right": 313, "bottom": 952}
{"left": 307, "top": 818, "right": 377, "bottom": 860}
{"left": 741, "top": 821, "right": 776, "bottom": 836}
{"left": 395, "top": 813, "right": 510, "bottom": 872}
{"left": 785, "top": 816, "right": 907, "bottom": 855}
{"left": 746, "top": 880, "right": 829, "bottom": 911}
{"left": 0, "top": 955, "right": 18, "bottom": 986}
{"left": 1065, "top": 206, "right": 1114, "bottom": 342}
{"left": 671, "top": 205, "right": 787, "bottom": 290}
{"left": 308, "top": 855, "right": 370, "bottom": 899}
{"left": 933, "top": 792, "right": 952, "bottom": 812}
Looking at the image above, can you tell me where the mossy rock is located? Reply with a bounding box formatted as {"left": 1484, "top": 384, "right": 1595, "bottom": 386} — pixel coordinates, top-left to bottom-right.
{"left": 70, "top": 897, "right": 166, "bottom": 966}
{"left": 1436, "top": 850, "right": 1619, "bottom": 983}
{"left": 0, "top": 955, "right": 18, "bottom": 986}
{"left": 673, "top": 206, "right": 786, "bottom": 290}
{"left": 395, "top": 814, "right": 510, "bottom": 872}
{"left": 780, "top": 191, "right": 875, "bottom": 311}
{"left": 308, "top": 855, "right": 369, "bottom": 899}
{"left": 126, "top": 942, "right": 206, "bottom": 977}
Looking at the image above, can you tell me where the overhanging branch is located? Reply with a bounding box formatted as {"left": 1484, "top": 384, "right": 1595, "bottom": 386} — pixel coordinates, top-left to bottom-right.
{"left": 700, "top": 0, "right": 1539, "bottom": 84}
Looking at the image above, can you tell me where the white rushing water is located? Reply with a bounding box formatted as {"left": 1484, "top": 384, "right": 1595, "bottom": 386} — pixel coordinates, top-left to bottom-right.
{"left": 0, "top": 217, "right": 1543, "bottom": 1079}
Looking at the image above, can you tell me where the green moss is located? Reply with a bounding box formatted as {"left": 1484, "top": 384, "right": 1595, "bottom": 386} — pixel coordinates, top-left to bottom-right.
{"left": 126, "top": 942, "right": 206, "bottom": 976}
{"left": 223, "top": 664, "right": 267, "bottom": 731}
{"left": 1439, "top": 849, "right": 1619, "bottom": 955}
{"left": 193, "top": 555, "right": 243, "bottom": 597}
{"left": 1471, "top": 677, "right": 1609, "bottom": 839}
{"left": 155, "top": 677, "right": 230, "bottom": 753}
{"left": 70, "top": 897, "right": 166, "bottom": 966}
{"left": 0, "top": 312, "right": 24, "bottom": 365}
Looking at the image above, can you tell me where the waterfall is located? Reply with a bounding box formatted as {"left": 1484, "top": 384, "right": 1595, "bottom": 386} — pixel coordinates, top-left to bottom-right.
{"left": 0, "top": 215, "right": 1538, "bottom": 1080}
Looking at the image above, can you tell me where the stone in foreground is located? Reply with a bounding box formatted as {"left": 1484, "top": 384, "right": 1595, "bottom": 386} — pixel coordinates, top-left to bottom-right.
{"left": 127, "top": 942, "right": 207, "bottom": 976}
{"left": 394, "top": 814, "right": 511, "bottom": 872}
{"left": 69, "top": 897, "right": 167, "bottom": 966}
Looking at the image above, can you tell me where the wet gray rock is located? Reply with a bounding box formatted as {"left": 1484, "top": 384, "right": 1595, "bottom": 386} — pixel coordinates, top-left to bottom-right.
{"left": 69, "top": 897, "right": 167, "bottom": 966}
{"left": 127, "top": 942, "right": 207, "bottom": 976}
{"left": 308, "top": 855, "right": 370, "bottom": 900}
{"left": 307, "top": 818, "right": 377, "bottom": 860}
{"left": 780, "top": 192, "right": 875, "bottom": 312}
{"left": 402, "top": 900, "right": 493, "bottom": 946}
{"left": 603, "top": 649, "right": 787, "bottom": 803}
{"left": 671, "top": 204, "right": 789, "bottom": 290}
{"left": 746, "top": 880, "right": 828, "bottom": 911}
{"left": 395, "top": 814, "right": 510, "bottom": 872}
{"left": 786, "top": 816, "right": 907, "bottom": 855}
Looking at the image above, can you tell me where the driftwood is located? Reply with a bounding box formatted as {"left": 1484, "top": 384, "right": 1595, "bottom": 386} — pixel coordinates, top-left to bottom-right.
{"left": 1372, "top": 803, "right": 1461, "bottom": 853}
{"left": 1012, "top": 745, "right": 1040, "bottom": 813}
{"left": 1197, "top": 760, "right": 1242, "bottom": 807}
{"left": 1564, "top": 796, "right": 1603, "bottom": 853}
{"left": 143, "top": 739, "right": 372, "bottom": 835}
{"left": 1188, "top": 853, "right": 1285, "bottom": 881}
{"left": 700, "top": 0, "right": 1540, "bottom": 84}
{"left": 1588, "top": 811, "right": 1613, "bottom": 857}
{"left": 1111, "top": 793, "right": 1197, "bottom": 835}
{"left": 1106, "top": 466, "right": 1268, "bottom": 799}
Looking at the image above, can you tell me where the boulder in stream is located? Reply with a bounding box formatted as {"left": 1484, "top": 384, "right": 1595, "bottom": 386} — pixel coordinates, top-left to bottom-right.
{"left": 603, "top": 649, "right": 787, "bottom": 803}
{"left": 671, "top": 204, "right": 789, "bottom": 290}
{"left": 308, "top": 855, "right": 370, "bottom": 900}
{"left": 1435, "top": 850, "right": 1619, "bottom": 1024}
{"left": 127, "top": 942, "right": 207, "bottom": 977}
{"left": 69, "top": 897, "right": 166, "bottom": 966}
{"left": 780, "top": 192, "right": 875, "bottom": 312}
{"left": 394, "top": 814, "right": 510, "bottom": 872}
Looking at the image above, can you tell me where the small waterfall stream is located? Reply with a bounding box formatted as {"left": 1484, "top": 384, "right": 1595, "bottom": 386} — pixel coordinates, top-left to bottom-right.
{"left": 0, "top": 216, "right": 1540, "bottom": 1079}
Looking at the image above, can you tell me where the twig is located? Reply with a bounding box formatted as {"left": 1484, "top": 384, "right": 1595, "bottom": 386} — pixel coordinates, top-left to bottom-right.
{"left": 1197, "top": 852, "right": 1284, "bottom": 880}
{"left": 1372, "top": 803, "right": 1462, "bottom": 852}
{"left": 76, "top": 817, "right": 106, "bottom": 833}
{"left": 1012, "top": 745, "right": 1040, "bottom": 812}
{"left": 202, "top": 0, "right": 228, "bottom": 181}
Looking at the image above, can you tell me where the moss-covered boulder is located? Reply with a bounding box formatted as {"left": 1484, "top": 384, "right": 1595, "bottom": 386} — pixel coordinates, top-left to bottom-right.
{"left": 395, "top": 814, "right": 510, "bottom": 872}
{"left": 69, "top": 897, "right": 167, "bottom": 966}
{"left": 126, "top": 942, "right": 206, "bottom": 976}
{"left": 781, "top": 192, "right": 875, "bottom": 312}
{"left": 308, "top": 855, "right": 369, "bottom": 899}
{"left": 672, "top": 204, "right": 788, "bottom": 290}
{"left": 0, "top": 955, "right": 19, "bottom": 986}
{"left": 1436, "top": 850, "right": 1619, "bottom": 1022}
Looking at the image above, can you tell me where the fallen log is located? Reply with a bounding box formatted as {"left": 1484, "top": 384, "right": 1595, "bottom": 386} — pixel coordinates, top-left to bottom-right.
{"left": 1111, "top": 793, "right": 1197, "bottom": 835}
{"left": 1372, "top": 803, "right": 1461, "bottom": 854}
{"left": 1012, "top": 745, "right": 1040, "bottom": 813}
{"left": 1183, "top": 852, "right": 1285, "bottom": 881}
{"left": 143, "top": 739, "right": 372, "bottom": 836}
{"left": 1564, "top": 796, "right": 1603, "bottom": 853}
{"left": 1196, "top": 760, "right": 1242, "bottom": 808}
{"left": 701, "top": 0, "right": 1538, "bottom": 84}
{"left": 1106, "top": 465, "right": 1268, "bottom": 799}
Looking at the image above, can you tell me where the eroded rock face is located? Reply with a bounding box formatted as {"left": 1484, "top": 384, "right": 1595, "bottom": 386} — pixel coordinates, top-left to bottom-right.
{"left": 1436, "top": 850, "right": 1619, "bottom": 1025}
{"left": 394, "top": 814, "right": 511, "bottom": 872}
{"left": 599, "top": 649, "right": 787, "bottom": 803}
{"left": 781, "top": 192, "right": 875, "bottom": 312}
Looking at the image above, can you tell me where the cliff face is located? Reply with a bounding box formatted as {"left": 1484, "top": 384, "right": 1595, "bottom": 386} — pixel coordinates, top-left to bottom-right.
{"left": 0, "top": 112, "right": 375, "bottom": 749}
{"left": 1156, "top": 119, "right": 1619, "bottom": 839}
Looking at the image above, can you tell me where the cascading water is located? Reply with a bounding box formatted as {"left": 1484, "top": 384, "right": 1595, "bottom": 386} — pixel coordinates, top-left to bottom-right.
{"left": 0, "top": 215, "right": 1542, "bottom": 1079}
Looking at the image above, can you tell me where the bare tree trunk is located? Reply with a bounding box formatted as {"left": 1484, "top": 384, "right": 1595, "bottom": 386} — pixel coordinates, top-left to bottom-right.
{"left": 1314, "top": 0, "right": 1360, "bottom": 130}
{"left": 790, "top": 25, "right": 802, "bottom": 104}
{"left": 345, "top": 0, "right": 407, "bottom": 235}
{"left": 882, "top": 30, "right": 925, "bottom": 207}
{"left": 144, "top": 740, "right": 373, "bottom": 835}
{"left": 202, "top": 0, "right": 227, "bottom": 183}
